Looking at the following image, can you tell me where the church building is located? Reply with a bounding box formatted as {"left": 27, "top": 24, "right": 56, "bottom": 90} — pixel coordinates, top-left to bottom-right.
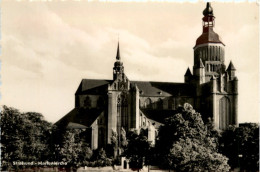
{"left": 56, "top": 3, "right": 238, "bottom": 150}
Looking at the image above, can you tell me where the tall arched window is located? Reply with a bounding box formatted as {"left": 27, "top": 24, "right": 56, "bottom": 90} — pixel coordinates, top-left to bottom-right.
{"left": 219, "top": 97, "right": 230, "bottom": 130}
{"left": 117, "top": 93, "right": 128, "bottom": 146}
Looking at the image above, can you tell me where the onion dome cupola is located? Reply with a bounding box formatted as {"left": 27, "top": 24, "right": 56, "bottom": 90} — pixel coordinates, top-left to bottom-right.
{"left": 193, "top": 2, "right": 226, "bottom": 81}
{"left": 196, "top": 2, "right": 224, "bottom": 46}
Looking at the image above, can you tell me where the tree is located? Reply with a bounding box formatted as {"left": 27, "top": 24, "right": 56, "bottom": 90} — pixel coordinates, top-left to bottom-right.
{"left": 220, "top": 123, "right": 259, "bottom": 171}
{"left": 22, "top": 112, "right": 53, "bottom": 161}
{"left": 90, "top": 148, "right": 112, "bottom": 167}
{"left": 0, "top": 105, "right": 52, "bottom": 171}
{"left": 155, "top": 103, "right": 230, "bottom": 172}
{"left": 110, "top": 130, "right": 118, "bottom": 158}
{"left": 124, "top": 129, "right": 151, "bottom": 172}
{"left": 120, "top": 127, "right": 128, "bottom": 151}
{"left": 59, "top": 128, "right": 93, "bottom": 170}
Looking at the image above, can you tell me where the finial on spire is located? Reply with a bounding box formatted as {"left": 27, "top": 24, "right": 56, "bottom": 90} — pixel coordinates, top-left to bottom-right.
{"left": 116, "top": 41, "right": 121, "bottom": 60}
{"left": 203, "top": 2, "right": 214, "bottom": 16}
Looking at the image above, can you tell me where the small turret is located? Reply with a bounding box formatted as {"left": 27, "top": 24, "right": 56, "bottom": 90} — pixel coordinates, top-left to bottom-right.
{"left": 233, "top": 76, "right": 238, "bottom": 94}
{"left": 193, "top": 58, "right": 205, "bottom": 84}
{"left": 226, "top": 61, "right": 236, "bottom": 80}
{"left": 184, "top": 68, "right": 192, "bottom": 83}
{"left": 116, "top": 42, "right": 121, "bottom": 61}
{"left": 113, "top": 42, "right": 124, "bottom": 80}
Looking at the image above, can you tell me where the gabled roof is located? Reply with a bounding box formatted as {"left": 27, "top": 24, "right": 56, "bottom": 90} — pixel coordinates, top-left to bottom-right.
{"left": 75, "top": 79, "right": 112, "bottom": 95}
{"left": 132, "top": 81, "right": 195, "bottom": 97}
{"left": 55, "top": 107, "right": 103, "bottom": 128}
{"left": 75, "top": 79, "right": 195, "bottom": 97}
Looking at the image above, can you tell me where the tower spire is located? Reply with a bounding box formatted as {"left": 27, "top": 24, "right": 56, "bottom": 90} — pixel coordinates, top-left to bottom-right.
{"left": 113, "top": 41, "right": 124, "bottom": 80}
{"left": 116, "top": 41, "right": 121, "bottom": 61}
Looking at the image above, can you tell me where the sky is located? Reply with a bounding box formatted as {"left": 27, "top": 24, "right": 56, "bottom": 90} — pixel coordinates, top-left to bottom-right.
{"left": 0, "top": 0, "right": 259, "bottom": 123}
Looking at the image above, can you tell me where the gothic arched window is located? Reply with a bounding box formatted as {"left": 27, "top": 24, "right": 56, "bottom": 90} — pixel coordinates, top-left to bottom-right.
{"left": 117, "top": 93, "right": 128, "bottom": 141}
{"left": 219, "top": 97, "right": 230, "bottom": 130}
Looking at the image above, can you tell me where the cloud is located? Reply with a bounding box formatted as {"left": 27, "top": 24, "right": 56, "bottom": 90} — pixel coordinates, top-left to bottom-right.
{"left": 1, "top": 1, "right": 259, "bottom": 123}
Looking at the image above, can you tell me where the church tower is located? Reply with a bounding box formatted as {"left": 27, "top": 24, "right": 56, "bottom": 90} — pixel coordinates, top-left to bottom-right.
{"left": 113, "top": 42, "right": 125, "bottom": 80}
{"left": 191, "top": 2, "right": 238, "bottom": 130}
{"left": 107, "top": 42, "right": 140, "bottom": 149}
{"left": 193, "top": 2, "right": 226, "bottom": 83}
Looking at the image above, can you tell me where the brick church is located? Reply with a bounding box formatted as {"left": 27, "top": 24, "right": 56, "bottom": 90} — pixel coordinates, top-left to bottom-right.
{"left": 56, "top": 2, "right": 238, "bottom": 150}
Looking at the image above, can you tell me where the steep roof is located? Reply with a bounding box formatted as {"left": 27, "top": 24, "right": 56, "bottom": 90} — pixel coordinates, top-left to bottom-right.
{"left": 75, "top": 79, "right": 195, "bottom": 97}
{"left": 75, "top": 79, "right": 112, "bottom": 95}
{"left": 227, "top": 61, "right": 236, "bottom": 71}
{"left": 132, "top": 81, "right": 195, "bottom": 97}
{"left": 195, "top": 28, "right": 224, "bottom": 46}
{"left": 55, "top": 107, "right": 103, "bottom": 128}
{"left": 184, "top": 68, "right": 192, "bottom": 76}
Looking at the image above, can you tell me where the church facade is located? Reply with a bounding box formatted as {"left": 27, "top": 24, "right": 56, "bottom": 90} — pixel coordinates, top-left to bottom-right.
{"left": 56, "top": 3, "right": 238, "bottom": 150}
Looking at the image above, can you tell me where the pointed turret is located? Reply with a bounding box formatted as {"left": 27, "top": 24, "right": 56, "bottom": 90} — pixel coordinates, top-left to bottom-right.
{"left": 184, "top": 67, "right": 193, "bottom": 83}
{"left": 113, "top": 42, "right": 124, "bottom": 80}
{"left": 185, "top": 68, "right": 192, "bottom": 76}
{"left": 192, "top": 58, "right": 205, "bottom": 84}
{"left": 226, "top": 61, "right": 236, "bottom": 80}
{"left": 184, "top": 68, "right": 192, "bottom": 83}
{"left": 227, "top": 61, "right": 236, "bottom": 71}
{"left": 116, "top": 42, "right": 121, "bottom": 61}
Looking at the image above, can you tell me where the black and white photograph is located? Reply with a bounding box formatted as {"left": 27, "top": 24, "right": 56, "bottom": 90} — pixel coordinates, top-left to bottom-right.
{"left": 0, "top": 0, "right": 259, "bottom": 171}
